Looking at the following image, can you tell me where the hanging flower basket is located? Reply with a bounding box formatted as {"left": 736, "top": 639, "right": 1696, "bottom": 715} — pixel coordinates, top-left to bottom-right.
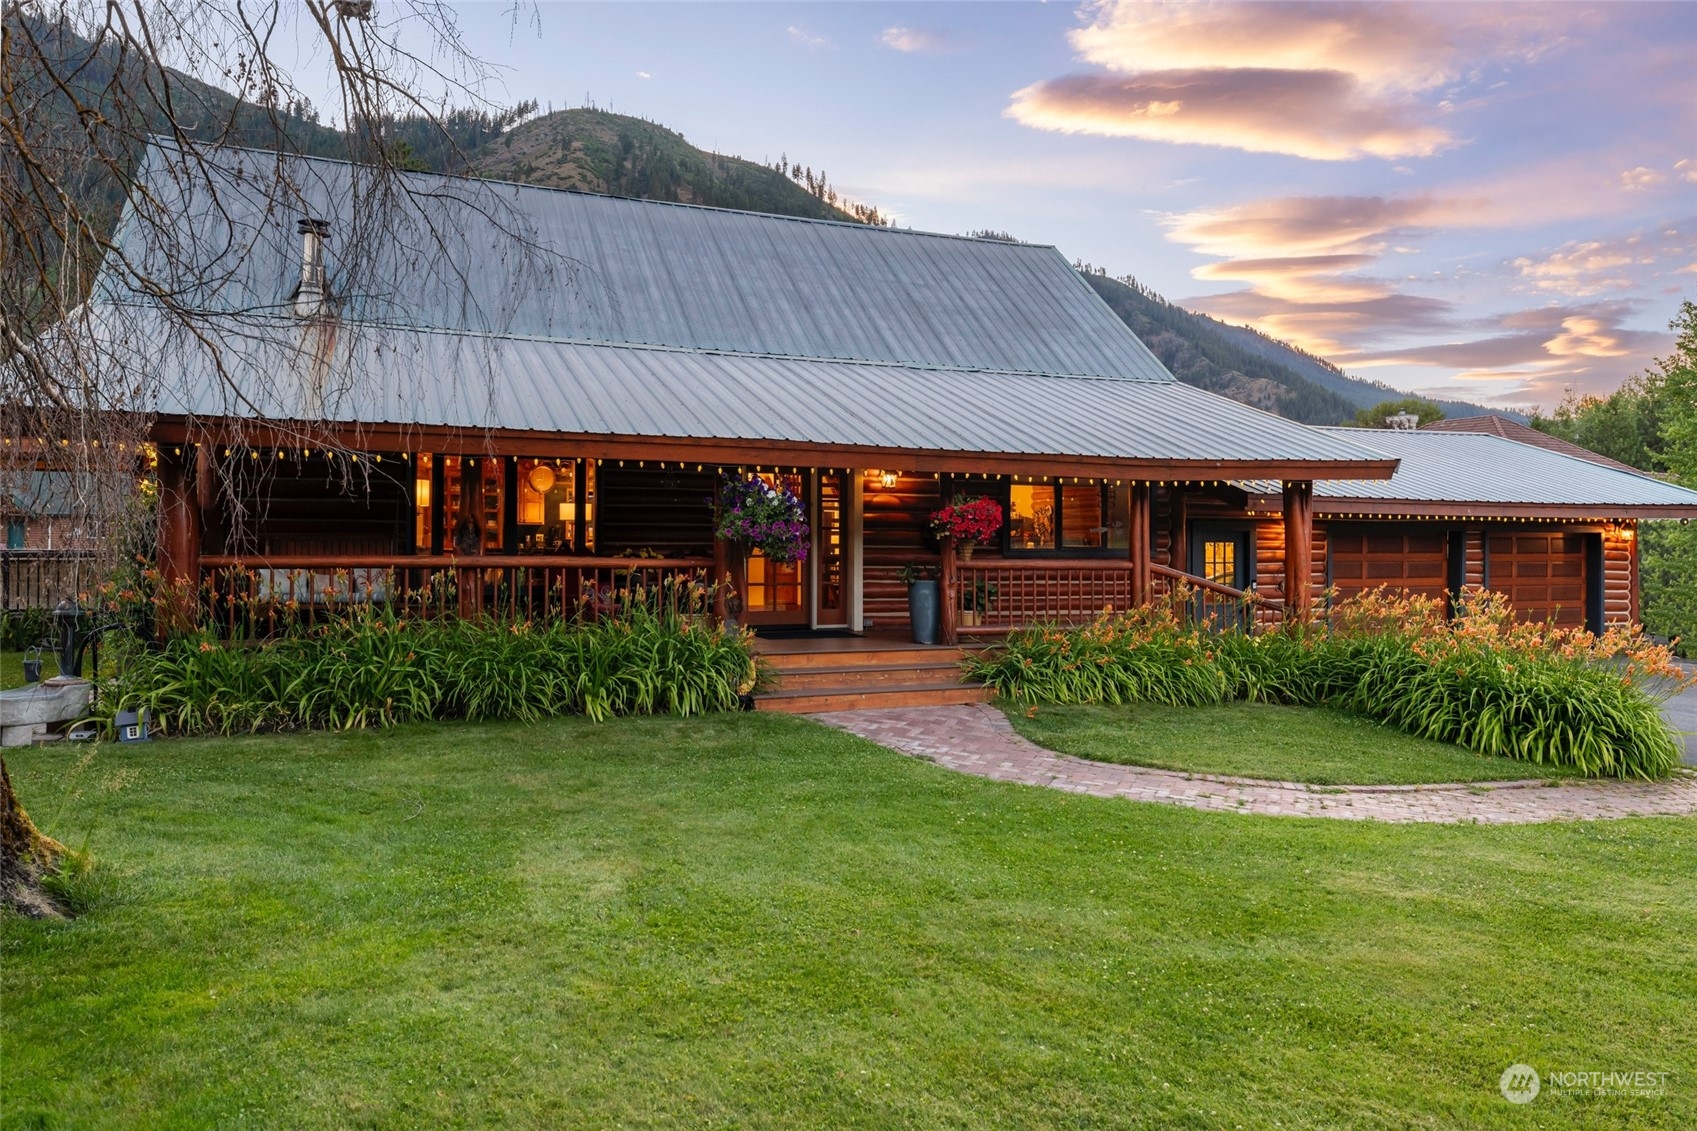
{"left": 716, "top": 474, "right": 810, "bottom": 564}
{"left": 930, "top": 494, "right": 1004, "bottom": 557}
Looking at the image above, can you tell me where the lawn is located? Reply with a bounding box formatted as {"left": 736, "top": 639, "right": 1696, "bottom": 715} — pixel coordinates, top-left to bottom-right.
{"left": 3, "top": 714, "right": 1694, "bottom": 1129}
{"left": 1007, "top": 700, "right": 1590, "bottom": 785}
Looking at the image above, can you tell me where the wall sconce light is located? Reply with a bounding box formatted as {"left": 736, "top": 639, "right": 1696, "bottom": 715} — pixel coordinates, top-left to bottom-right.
{"left": 415, "top": 476, "right": 431, "bottom": 508}
{"left": 880, "top": 471, "right": 899, "bottom": 489}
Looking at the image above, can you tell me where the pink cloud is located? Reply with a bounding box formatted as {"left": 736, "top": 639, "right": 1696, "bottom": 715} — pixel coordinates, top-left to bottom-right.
{"left": 1008, "top": 68, "right": 1452, "bottom": 161}
{"left": 1009, "top": 1, "right": 1586, "bottom": 161}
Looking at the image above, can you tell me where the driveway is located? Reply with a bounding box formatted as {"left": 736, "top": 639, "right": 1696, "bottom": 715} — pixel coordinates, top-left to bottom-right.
{"left": 1667, "top": 660, "right": 1697, "bottom": 768}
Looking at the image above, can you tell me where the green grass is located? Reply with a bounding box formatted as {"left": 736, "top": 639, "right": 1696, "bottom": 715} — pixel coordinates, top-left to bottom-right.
{"left": 1007, "top": 700, "right": 1593, "bottom": 785}
{"left": 4, "top": 715, "right": 1694, "bottom": 1129}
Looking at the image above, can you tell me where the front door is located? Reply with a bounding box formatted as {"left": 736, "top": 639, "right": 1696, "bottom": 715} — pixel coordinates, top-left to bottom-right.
{"left": 742, "top": 472, "right": 810, "bottom": 627}
{"left": 1190, "top": 523, "right": 1251, "bottom": 590}
{"left": 1189, "top": 522, "right": 1253, "bottom": 627}
{"left": 813, "top": 470, "right": 849, "bottom": 628}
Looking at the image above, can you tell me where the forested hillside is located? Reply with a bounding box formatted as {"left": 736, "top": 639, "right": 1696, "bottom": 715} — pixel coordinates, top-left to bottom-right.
{"left": 465, "top": 108, "right": 886, "bottom": 224}
{"left": 1080, "top": 272, "right": 1358, "bottom": 423}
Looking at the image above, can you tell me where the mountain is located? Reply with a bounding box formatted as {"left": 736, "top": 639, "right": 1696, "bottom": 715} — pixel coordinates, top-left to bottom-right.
{"left": 1078, "top": 272, "right": 1358, "bottom": 423}
{"left": 1078, "top": 271, "right": 1507, "bottom": 424}
{"left": 1203, "top": 319, "right": 1508, "bottom": 420}
{"left": 16, "top": 17, "right": 1497, "bottom": 425}
{"left": 460, "top": 108, "right": 880, "bottom": 224}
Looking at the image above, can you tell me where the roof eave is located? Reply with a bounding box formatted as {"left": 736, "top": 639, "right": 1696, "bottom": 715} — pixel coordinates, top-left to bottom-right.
{"left": 1246, "top": 494, "right": 1697, "bottom": 520}
{"left": 147, "top": 415, "right": 1399, "bottom": 482}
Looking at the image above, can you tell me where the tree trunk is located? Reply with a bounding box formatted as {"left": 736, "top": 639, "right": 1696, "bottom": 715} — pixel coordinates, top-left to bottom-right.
{"left": 1, "top": 755, "right": 68, "bottom": 918}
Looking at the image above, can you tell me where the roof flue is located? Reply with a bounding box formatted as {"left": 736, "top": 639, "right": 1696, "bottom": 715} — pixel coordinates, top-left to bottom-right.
{"left": 292, "top": 217, "right": 332, "bottom": 318}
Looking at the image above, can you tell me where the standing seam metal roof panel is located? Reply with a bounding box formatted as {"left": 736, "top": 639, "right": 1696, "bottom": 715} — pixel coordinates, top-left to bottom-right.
{"left": 1279, "top": 429, "right": 1697, "bottom": 509}
{"left": 109, "top": 141, "right": 1177, "bottom": 381}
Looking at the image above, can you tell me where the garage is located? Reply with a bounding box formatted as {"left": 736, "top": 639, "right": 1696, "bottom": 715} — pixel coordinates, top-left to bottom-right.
{"left": 1328, "top": 527, "right": 1449, "bottom": 602}
{"left": 1486, "top": 531, "right": 1589, "bottom": 627}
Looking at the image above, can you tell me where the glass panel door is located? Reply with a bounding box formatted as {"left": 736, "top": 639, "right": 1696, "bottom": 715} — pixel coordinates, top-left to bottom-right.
{"left": 815, "top": 470, "right": 846, "bottom": 626}
{"left": 742, "top": 472, "right": 808, "bottom": 626}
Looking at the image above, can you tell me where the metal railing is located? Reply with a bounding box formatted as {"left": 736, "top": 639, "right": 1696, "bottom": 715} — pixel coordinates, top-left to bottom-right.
{"left": 1, "top": 549, "right": 101, "bottom": 610}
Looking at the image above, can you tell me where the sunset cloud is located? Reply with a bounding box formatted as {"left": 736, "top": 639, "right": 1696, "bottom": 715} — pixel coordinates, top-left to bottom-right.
{"left": 1007, "top": 1, "right": 1582, "bottom": 160}
{"left": 786, "top": 25, "right": 829, "bottom": 50}
{"left": 1067, "top": 1, "right": 1574, "bottom": 93}
{"left": 880, "top": 27, "right": 950, "bottom": 55}
{"left": 1511, "top": 225, "right": 1697, "bottom": 297}
{"left": 1618, "top": 166, "right": 1666, "bottom": 191}
{"left": 1008, "top": 69, "right": 1451, "bottom": 161}
{"left": 1344, "top": 303, "right": 1672, "bottom": 404}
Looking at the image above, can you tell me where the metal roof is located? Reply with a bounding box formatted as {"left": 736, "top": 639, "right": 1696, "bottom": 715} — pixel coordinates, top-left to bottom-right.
{"left": 67, "top": 140, "right": 1398, "bottom": 474}
{"left": 1247, "top": 429, "right": 1697, "bottom": 515}
{"left": 85, "top": 304, "right": 1390, "bottom": 467}
{"left": 104, "top": 140, "right": 1172, "bottom": 381}
{"left": 1420, "top": 415, "right": 1642, "bottom": 473}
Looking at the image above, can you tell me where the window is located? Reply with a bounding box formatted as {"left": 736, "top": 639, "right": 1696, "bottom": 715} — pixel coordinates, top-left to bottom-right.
{"left": 1008, "top": 484, "right": 1056, "bottom": 550}
{"left": 1203, "top": 539, "right": 1237, "bottom": 587}
{"left": 443, "top": 456, "right": 504, "bottom": 553}
{"left": 515, "top": 458, "right": 577, "bottom": 552}
{"left": 1005, "top": 481, "right": 1132, "bottom": 555}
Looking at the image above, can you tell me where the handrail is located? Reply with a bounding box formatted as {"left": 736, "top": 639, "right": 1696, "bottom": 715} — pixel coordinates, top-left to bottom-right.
{"left": 953, "top": 557, "right": 1135, "bottom": 571}
{"left": 199, "top": 554, "right": 715, "bottom": 570}
{"left": 1153, "top": 560, "right": 1276, "bottom": 604}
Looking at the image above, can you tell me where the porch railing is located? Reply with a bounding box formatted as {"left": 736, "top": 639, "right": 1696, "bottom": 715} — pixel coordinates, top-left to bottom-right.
{"left": 2, "top": 549, "right": 101, "bottom": 610}
{"left": 196, "top": 554, "right": 717, "bottom": 636}
{"left": 945, "top": 558, "right": 1281, "bottom": 642}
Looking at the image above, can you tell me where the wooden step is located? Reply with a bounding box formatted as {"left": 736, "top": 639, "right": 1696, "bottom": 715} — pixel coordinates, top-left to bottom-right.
{"left": 757, "top": 645, "right": 972, "bottom": 671}
{"left": 773, "top": 661, "right": 971, "bottom": 691}
{"left": 755, "top": 682, "right": 994, "bottom": 714}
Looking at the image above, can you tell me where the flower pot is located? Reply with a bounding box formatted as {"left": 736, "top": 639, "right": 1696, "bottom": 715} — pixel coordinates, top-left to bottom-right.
{"left": 907, "top": 580, "right": 940, "bottom": 644}
{"left": 959, "top": 608, "right": 980, "bottom": 628}
{"left": 958, "top": 541, "right": 975, "bottom": 561}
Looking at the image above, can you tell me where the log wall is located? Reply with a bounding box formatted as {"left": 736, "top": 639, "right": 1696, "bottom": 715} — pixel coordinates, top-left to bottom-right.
{"left": 861, "top": 472, "right": 942, "bottom": 630}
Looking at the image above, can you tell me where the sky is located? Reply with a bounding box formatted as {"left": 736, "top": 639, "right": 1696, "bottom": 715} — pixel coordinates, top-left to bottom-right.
{"left": 326, "top": 2, "right": 1695, "bottom": 411}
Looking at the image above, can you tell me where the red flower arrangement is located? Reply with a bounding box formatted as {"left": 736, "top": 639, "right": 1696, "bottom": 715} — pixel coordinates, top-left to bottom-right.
{"left": 930, "top": 494, "right": 1004, "bottom": 543}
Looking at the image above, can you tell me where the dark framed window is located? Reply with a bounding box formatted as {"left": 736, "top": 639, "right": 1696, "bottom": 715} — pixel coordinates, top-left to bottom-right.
{"left": 1002, "top": 480, "right": 1134, "bottom": 556}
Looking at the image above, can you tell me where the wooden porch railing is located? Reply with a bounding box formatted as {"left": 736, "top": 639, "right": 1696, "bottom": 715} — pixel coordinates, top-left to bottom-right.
{"left": 941, "top": 556, "right": 1282, "bottom": 643}
{"left": 196, "top": 554, "right": 717, "bottom": 636}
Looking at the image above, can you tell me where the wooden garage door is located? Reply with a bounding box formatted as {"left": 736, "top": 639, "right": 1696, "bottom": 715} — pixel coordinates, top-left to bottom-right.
{"left": 1487, "top": 532, "right": 1587, "bottom": 626}
{"left": 1329, "top": 528, "right": 1449, "bottom": 600}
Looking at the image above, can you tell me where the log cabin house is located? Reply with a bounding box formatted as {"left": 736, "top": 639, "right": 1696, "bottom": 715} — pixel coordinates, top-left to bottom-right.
{"left": 60, "top": 141, "right": 1697, "bottom": 706}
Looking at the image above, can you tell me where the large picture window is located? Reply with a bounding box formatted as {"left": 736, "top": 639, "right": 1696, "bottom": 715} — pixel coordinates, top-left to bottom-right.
{"left": 1004, "top": 480, "right": 1132, "bottom": 555}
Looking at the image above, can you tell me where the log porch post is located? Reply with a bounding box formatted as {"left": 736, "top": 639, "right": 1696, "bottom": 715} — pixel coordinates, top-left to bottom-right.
{"left": 712, "top": 531, "right": 729, "bottom": 624}
{"left": 1130, "top": 481, "right": 1152, "bottom": 604}
{"left": 155, "top": 446, "right": 203, "bottom": 639}
{"left": 1282, "top": 480, "right": 1314, "bottom": 620}
{"left": 1168, "top": 486, "right": 1188, "bottom": 575}
{"left": 156, "top": 447, "right": 201, "bottom": 586}
{"left": 939, "top": 536, "right": 959, "bottom": 646}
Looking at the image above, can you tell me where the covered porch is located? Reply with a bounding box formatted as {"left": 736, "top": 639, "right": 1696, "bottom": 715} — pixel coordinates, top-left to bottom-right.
{"left": 151, "top": 419, "right": 1365, "bottom": 642}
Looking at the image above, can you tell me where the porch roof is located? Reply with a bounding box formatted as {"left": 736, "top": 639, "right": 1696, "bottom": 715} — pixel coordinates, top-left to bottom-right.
{"left": 1246, "top": 429, "right": 1697, "bottom": 519}
{"left": 103, "top": 305, "right": 1397, "bottom": 478}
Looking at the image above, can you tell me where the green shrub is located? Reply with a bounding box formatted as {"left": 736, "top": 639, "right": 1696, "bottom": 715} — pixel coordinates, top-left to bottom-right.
{"left": 103, "top": 596, "right": 759, "bottom": 737}
{"left": 966, "top": 588, "right": 1693, "bottom": 781}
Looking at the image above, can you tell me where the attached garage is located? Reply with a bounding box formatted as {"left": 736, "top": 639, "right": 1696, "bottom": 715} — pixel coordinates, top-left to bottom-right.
{"left": 1328, "top": 527, "right": 1449, "bottom": 602}
{"left": 1245, "top": 424, "right": 1697, "bottom": 630}
{"left": 1486, "top": 531, "right": 1590, "bottom": 628}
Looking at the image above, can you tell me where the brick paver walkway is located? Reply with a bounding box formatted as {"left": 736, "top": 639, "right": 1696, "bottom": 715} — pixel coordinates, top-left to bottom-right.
{"left": 812, "top": 703, "right": 1697, "bottom": 824}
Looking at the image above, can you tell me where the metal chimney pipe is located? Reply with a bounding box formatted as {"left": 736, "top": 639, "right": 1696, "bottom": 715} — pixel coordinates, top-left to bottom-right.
{"left": 293, "top": 217, "right": 332, "bottom": 317}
